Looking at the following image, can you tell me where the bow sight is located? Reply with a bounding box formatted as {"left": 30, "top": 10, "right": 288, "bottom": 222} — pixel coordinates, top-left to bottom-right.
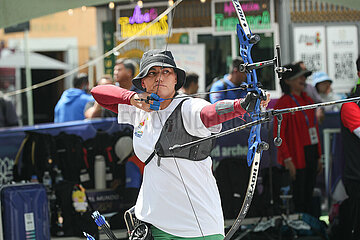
{"left": 239, "top": 44, "right": 292, "bottom": 82}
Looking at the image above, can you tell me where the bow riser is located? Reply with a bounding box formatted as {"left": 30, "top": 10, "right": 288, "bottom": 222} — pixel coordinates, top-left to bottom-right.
{"left": 236, "top": 20, "right": 263, "bottom": 167}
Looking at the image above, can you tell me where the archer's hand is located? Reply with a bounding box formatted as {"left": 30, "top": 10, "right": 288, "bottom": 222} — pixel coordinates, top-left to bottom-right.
{"left": 130, "top": 93, "right": 154, "bottom": 112}
{"left": 240, "top": 91, "right": 270, "bottom": 112}
{"left": 284, "top": 159, "right": 296, "bottom": 180}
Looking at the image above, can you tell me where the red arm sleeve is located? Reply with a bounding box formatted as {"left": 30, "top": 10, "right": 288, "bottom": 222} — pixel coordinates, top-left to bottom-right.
{"left": 91, "top": 85, "right": 136, "bottom": 114}
{"left": 200, "top": 99, "right": 246, "bottom": 128}
{"left": 341, "top": 102, "right": 360, "bottom": 132}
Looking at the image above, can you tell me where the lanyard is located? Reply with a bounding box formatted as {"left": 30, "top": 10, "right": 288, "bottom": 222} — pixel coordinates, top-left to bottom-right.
{"left": 289, "top": 94, "right": 317, "bottom": 127}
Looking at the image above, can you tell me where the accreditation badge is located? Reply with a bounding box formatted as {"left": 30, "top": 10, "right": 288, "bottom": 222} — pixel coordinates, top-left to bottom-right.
{"left": 309, "top": 127, "right": 319, "bottom": 145}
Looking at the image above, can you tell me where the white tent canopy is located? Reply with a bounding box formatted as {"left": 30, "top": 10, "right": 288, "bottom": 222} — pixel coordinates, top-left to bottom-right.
{"left": 0, "top": 51, "right": 68, "bottom": 69}
{"left": 0, "top": 0, "right": 127, "bottom": 29}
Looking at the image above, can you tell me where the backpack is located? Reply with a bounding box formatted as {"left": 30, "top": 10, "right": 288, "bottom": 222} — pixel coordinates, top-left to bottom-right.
{"left": 205, "top": 77, "right": 228, "bottom": 102}
{"left": 54, "top": 133, "right": 90, "bottom": 186}
{"left": 13, "top": 132, "right": 57, "bottom": 182}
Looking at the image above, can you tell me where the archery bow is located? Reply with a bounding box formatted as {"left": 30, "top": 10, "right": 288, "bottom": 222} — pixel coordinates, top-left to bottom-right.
{"left": 223, "top": 1, "right": 269, "bottom": 239}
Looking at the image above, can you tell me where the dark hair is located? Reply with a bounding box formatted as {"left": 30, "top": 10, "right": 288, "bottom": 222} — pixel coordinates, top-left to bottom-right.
{"left": 115, "top": 58, "right": 137, "bottom": 77}
{"left": 183, "top": 72, "right": 199, "bottom": 89}
{"left": 73, "top": 73, "right": 88, "bottom": 88}
{"left": 279, "top": 63, "right": 312, "bottom": 94}
{"left": 280, "top": 79, "right": 291, "bottom": 94}
{"left": 356, "top": 55, "right": 360, "bottom": 72}
{"left": 232, "top": 57, "right": 244, "bottom": 72}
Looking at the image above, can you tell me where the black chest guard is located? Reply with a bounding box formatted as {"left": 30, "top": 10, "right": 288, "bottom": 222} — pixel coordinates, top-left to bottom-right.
{"left": 145, "top": 99, "right": 215, "bottom": 165}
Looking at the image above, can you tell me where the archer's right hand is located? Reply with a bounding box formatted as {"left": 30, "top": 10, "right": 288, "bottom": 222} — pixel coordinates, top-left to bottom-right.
{"left": 130, "top": 93, "right": 153, "bottom": 112}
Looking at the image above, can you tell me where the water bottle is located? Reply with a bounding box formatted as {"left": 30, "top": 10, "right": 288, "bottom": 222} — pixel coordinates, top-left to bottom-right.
{"left": 55, "top": 169, "right": 64, "bottom": 184}
{"left": 94, "top": 155, "right": 106, "bottom": 189}
{"left": 42, "top": 171, "right": 52, "bottom": 193}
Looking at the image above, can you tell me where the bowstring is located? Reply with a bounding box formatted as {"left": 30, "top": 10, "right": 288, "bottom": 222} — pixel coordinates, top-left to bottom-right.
{"left": 152, "top": 1, "right": 206, "bottom": 239}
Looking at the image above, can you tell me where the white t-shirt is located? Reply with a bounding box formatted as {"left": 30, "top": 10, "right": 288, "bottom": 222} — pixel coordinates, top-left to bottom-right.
{"left": 118, "top": 97, "right": 224, "bottom": 237}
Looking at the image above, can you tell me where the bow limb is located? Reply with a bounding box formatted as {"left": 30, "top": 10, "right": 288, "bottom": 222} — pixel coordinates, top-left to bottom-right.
{"left": 223, "top": 152, "right": 261, "bottom": 240}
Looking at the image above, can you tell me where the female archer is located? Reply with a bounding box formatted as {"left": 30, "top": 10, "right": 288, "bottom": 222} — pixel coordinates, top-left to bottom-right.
{"left": 91, "top": 49, "right": 270, "bottom": 240}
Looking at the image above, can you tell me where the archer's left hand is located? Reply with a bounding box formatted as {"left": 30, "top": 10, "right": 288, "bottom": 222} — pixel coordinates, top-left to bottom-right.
{"left": 240, "top": 91, "right": 270, "bottom": 112}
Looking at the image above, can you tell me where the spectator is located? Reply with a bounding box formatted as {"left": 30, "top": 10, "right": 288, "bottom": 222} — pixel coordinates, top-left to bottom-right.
{"left": 340, "top": 56, "right": 360, "bottom": 239}
{"left": 113, "top": 58, "right": 137, "bottom": 91}
{"left": 295, "top": 61, "right": 325, "bottom": 123}
{"left": 54, "top": 73, "right": 94, "bottom": 123}
{"left": 209, "top": 57, "right": 247, "bottom": 103}
{"left": 84, "top": 75, "right": 117, "bottom": 119}
{"left": 312, "top": 71, "right": 342, "bottom": 112}
{"left": 295, "top": 61, "right": 322, "bottom": 104}
{"left": 0, "top": 91, "right": 18, "bottom": 127}
{"left": 274, "top": 63, "right": 322, "bottom": 216}
{"left": 178, "top": 72, "right": 199, "bottom": 95}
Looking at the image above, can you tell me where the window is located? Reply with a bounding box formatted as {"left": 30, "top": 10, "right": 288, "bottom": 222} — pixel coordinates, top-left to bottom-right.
{"left": 236, "top": 32, "right": 275, "bottom": 91}
{"left": 198, "top": 34, "right": 232, "bottom": 87}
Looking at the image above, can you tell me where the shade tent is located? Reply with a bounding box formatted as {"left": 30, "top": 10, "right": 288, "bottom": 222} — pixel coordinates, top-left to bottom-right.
{"left": 0, "top": 51, "right": 68, "bottom": 70}
{"left": 0, "top": 51, "right": 69, "bottom": 126}
{"left": 0, "top": 0, "right": 127, "bottom": 29}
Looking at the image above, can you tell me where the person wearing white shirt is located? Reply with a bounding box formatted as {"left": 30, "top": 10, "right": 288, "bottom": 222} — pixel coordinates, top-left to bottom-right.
{"left": 91, "top": 49, "right": 270, "bottom": 240}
